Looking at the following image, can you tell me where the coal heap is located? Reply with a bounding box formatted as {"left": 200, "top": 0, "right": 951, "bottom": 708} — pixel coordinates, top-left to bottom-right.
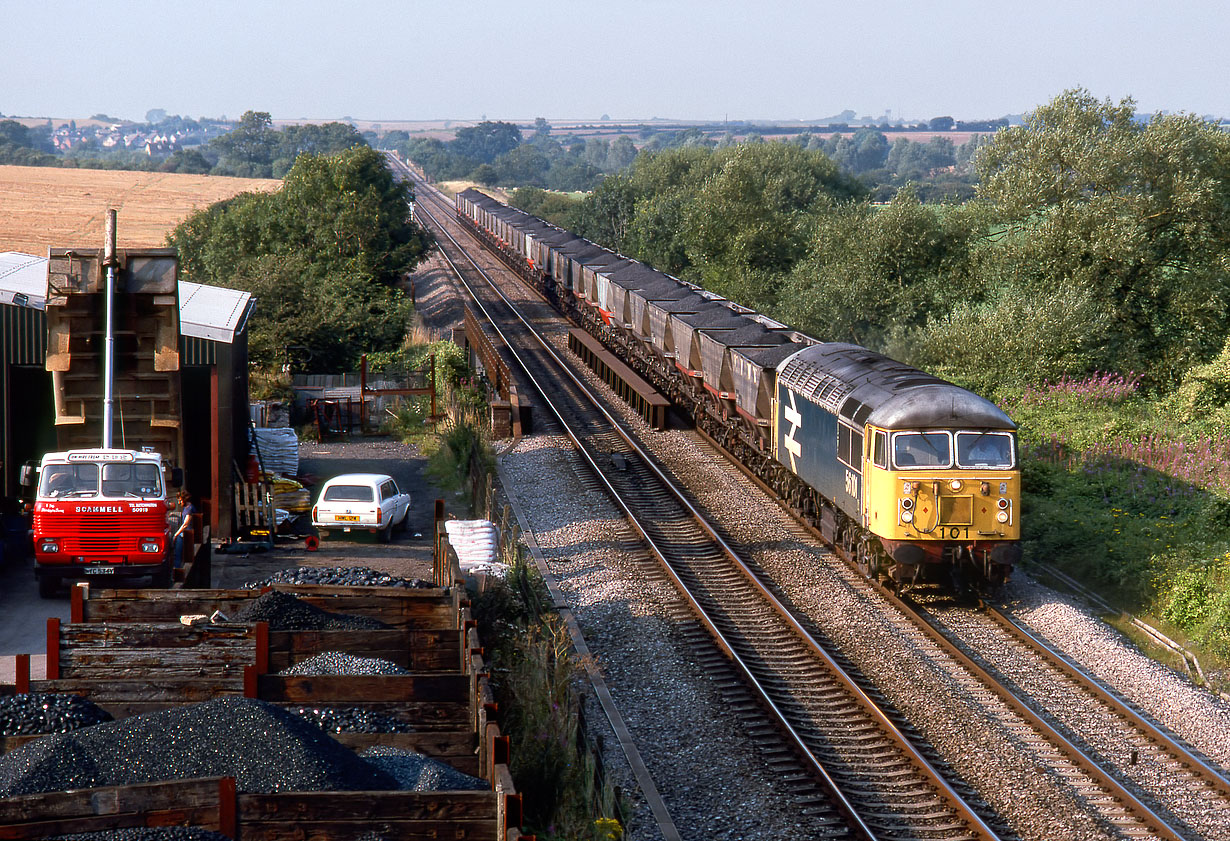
{"left": 280, "top": 652, "right": 409, "bottom": 676}
{"left": 49, "top": 830, "right": 233, "bottom": 841}
{"left": 0, "top": 693, "right": 112, "bottom": 736}
{"left": 0, "top": 697, "right": 397, "bottom": 796}
{"left": 362, "top": 746, "right": 486, "bottom": 791}
{"left": 291, "top": 706, "right": 416, "bottom": 734}
{"left": 244, "top": 566, "right": 432, "bottom": 589}
{"left": 234, "top": 590, "right": 388, "bottom": 631}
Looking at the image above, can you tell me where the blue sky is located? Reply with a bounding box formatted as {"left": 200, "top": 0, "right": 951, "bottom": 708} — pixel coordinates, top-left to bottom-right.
{"left": 4, "top": 0, "right": 1227, "bottom": 123}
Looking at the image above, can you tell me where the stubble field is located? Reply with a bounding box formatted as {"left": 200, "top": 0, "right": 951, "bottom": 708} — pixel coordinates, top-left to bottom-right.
{"left": 0, "top": 165, "right": 281, "bottom": 255}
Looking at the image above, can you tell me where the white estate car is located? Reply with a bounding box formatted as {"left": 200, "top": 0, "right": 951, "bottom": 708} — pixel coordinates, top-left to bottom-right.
{"left": 311, "top": 473, "right": 411, "bottom": 543}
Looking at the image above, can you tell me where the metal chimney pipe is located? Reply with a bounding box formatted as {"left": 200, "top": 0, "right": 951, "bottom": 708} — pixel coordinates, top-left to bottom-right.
{"left": 102, "top": 209, "right": 118, "bottom": 449}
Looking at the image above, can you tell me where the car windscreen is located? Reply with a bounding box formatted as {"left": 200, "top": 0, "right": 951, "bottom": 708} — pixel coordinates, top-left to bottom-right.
{"left": 892, "top": 432, "right": 952, "bottom": 469}
{"left": 955, "top": 431, "right": 1015, "bottom": 469}
{"left": 323, "top": 484, "right": 374, "bottom": 502}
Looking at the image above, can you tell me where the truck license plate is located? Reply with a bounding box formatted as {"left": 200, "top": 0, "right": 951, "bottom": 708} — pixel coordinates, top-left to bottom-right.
{"left": 82, "top": 566, "right": 116, "bottom": 575}
{"left": 334, "top": 514, "right": 360, "bottom": 522}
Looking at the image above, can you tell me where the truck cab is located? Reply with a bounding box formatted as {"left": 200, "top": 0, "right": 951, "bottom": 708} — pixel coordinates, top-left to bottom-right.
{"left": 28, "top": 448, "right": 174, "bottom": 597}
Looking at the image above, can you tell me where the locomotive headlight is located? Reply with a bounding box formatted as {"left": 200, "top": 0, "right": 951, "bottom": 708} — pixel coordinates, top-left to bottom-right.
{"left": 900, "top": 510, "right": 914, "bottom": 524}
{"left": 996, "top": 510, "right": 1010, "bottom": 523}
{"left": 997, "top": 498, "right": 1009, "bottom": 510}
{"left": 900, "top": 497, "right": 914, "bottom": 511}
{"left": 949, "top": 479, "right": 963, "bottom": 491}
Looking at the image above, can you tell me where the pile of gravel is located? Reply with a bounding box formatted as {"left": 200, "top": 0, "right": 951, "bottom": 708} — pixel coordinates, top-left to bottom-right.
{"left": 234, "top": 590, "right": 388, "bottom": 631}
{"left": 49, "top": 831, "right": 232, "bottom": 841}
{"left": 244, "top": 566, "right": 433, "bottom": 589}
{"left": 0, "top": 693, "right": 112, "bottom": 736}
{"left": 0, "top": 697, "right": 397, "bottom": 796}
{"left": 361, "top": 746, "right": 486, "bottom": 791}
{"left": 280, "top": 652, "right": 409, "bottom": 676}
{"left": 291, "top": 706, "right": 416, "bottom": 734}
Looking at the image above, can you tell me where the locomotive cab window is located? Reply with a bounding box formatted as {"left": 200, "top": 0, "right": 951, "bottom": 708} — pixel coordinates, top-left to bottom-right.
{"left": 955, "top": 431, "right": 1015, "bottom": 469}
{"left": 892, "top": 431, "right": 953, "bottom": 469}
{"left": 837, "top": 422, "right": 863, "bottom": 471}
{"left": 872, "top": 430, "right": 887, "bottom": 468}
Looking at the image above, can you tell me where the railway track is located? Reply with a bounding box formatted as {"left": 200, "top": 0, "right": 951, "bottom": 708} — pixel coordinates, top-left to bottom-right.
{"left": 395, "top": 158, "right": 1230, "bottom": 840}
{"left": 397, "top": 160, "right": 1004, "bottom": 840}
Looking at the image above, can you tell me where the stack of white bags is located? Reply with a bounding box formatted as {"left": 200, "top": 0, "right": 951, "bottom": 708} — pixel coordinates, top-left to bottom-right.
{"left": 253, "top": 427, "right": 299, "bottom": 477}
{"left": 444, "top": 519, "right": 506, "bottom": 579}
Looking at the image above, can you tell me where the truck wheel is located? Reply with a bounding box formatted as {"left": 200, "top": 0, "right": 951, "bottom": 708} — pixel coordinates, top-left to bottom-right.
{"left": 37, "top": 575, "right": 58, "bottom": 599}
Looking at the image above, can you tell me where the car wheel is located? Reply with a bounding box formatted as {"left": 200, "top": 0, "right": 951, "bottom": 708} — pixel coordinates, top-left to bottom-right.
{"left": 37, "top": 575, "right": 58, "bottom": 599}
{"left": 378, "top": 523, "right": 392, "bottom": 544}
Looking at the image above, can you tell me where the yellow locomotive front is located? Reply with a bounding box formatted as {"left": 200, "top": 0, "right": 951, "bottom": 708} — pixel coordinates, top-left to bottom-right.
{"left": 863, "top": 425, "right": 1021, "bottom": 587}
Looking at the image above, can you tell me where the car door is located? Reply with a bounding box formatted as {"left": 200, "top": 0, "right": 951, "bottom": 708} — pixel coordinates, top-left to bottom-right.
{"left": 377, "top": 479, "right": 404, "bottom": 526}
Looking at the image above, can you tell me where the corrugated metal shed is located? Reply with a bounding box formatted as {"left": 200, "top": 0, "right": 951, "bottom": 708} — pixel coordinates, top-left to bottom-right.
{"left": 179, "top": 280, "right": 252, "bottom": 343}
{"left": 0, "top": 252, "right": 50, "bottom": 309}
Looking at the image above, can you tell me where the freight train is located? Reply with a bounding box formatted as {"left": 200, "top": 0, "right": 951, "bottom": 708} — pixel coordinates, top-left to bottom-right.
{"left": 455, "top": 188, "right": 1021, "bottom": 590}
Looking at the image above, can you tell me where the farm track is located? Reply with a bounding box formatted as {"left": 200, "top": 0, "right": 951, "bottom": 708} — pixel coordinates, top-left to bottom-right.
{"left": 399, "top": 161, "right": 1006, "bottom": 841}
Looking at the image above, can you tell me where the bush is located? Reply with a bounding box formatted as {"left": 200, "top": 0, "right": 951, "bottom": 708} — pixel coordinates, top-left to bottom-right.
{"left": 472, "top": 544, "right": 627, "bottom": 840}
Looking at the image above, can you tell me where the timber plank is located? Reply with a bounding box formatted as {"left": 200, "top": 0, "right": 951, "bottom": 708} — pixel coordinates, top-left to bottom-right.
{"left": 267, "top": 628, "right": 462, "bottom": 672}
{"left": 234, "top": 823, "right": 494, "bottom": 841}
{"left": 29, "top": 677, "right": 243, "bottom": 702}
{"left": 0, "top": 777, "right": 228, "bottom": 836}
{"left": 258, "top": 674, "right": 469, "bottom": 703}
{"left": 238, "top": 790, "right": 496, "bottom": 820}
{"left": 81, "top": 587, "right": 458, "bottom": 629}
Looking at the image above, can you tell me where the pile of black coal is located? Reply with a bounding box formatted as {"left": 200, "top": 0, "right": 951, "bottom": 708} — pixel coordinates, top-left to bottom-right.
{"left": 0, "top": 697, "right": 397, "bottom": 796}
{"left": 48, "top": 830, "right": 233, "bottom": 841}
{"left": 361, "top": 746, "right": 486, "bottom": 791}
{"left": 234, "top": 590, "right": 387, "bottom": 631}
{"left": 280, "top": 652, "right": 409, "bottom": 676}
{"left": 0, "top": 693, "right": 112, "bottom": 736}
{"left": 244, "top": 566, "right": 432, "bottom": 589}
{"left": 290, "top": 706, "right": 416, "bottom": 734}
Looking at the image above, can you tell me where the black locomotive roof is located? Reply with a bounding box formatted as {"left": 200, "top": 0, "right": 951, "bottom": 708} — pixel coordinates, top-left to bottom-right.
{"left": 777, "top": 343, "right": 1015, "bottom": 430}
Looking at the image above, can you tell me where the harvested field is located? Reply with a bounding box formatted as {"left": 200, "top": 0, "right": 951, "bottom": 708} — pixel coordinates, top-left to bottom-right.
{"left": 0, "top": 165, "right": 281, "bottom": 255}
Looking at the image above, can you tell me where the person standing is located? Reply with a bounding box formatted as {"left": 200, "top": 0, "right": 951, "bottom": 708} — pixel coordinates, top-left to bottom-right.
{"left": 173, "top": 490, "right": 197, "bottom": 569}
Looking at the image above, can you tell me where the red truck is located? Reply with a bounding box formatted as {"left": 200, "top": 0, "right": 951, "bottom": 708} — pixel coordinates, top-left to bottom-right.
{"left": 28, "top": 448, "right": 176, "bottom": 597}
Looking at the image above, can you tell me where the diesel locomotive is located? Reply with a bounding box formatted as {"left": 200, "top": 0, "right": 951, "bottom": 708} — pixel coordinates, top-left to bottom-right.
{"left": 454, "top": 188, "right": 1021, "bottom": 589}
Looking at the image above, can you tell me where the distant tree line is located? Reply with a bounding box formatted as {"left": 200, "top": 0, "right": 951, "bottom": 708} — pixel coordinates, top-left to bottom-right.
{"left": 0, "top": 110, "right": 368, "bottom": 178}
{"left": 402, "top": 119, "right": 637, "bottom": 192}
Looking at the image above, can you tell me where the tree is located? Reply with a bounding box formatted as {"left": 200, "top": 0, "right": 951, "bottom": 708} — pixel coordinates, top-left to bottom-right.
{"left": 928, "top": 116, "right": 955, "bottom": 131}
{"left": 169, "top": 146, "right": 430, "bottom": 369}
{"left": 145, "top": 108, "right": 168, "bottom": 124}
{"left": 210, "top": 110, "right": 276, "bottom": 177}
{"left": 159, "top": 148, "right": 212, "bottom": 174}
{"left": 452, "top": 121, "right": 522, "bottom": 163}
{"left": 974, "top": 88, "right": 1230, "bottom": 382}
{"left": 606, "top": 136, "right": 637, "bottom": 170}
